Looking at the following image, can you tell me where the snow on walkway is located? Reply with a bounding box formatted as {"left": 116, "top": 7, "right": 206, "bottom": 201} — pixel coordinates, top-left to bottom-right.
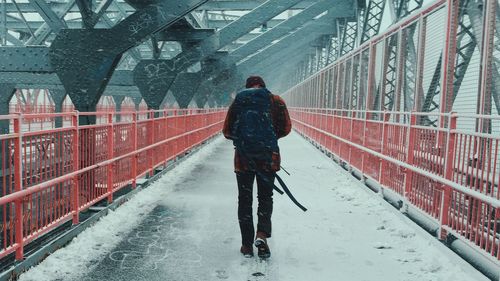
{"left": 19, "top": 132, "right": 488, "bottom": 281}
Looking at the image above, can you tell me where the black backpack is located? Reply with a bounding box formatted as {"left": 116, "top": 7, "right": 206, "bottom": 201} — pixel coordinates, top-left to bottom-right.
{"left": 231, "top": 88, "right": 278, "bottom": 162}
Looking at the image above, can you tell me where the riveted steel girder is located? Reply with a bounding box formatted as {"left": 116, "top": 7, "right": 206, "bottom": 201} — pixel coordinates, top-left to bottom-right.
{"left": 360, "top": 0, "right": 386, "bottom": 44}
{"left": 163, "top": 0, "right": 307, "bottom": 77}
{"left": 173, "top": 0, "right": 353, "bottom": 108}
{"left": 0, "top": 46, "right": 52, "bottom": 72}
{"left": 237, "top": 18, "right": 335, "bottom": 74}
{"left": 49, "top": 0, "right": 209, "bottom": 124}
{"left": 215, "top": 24, "right": 330, "bottom": 99}
{"left": 2, "top": 1, "right": 317, "bottom": 13}
{"left": 27, "top": 0, "right": 68, "bottom": 33}
{"left": 227, "top": 0, "right": 352, "bottom": 65}
{"left": 133, "top": 0, "right": 305, "bottom": 109}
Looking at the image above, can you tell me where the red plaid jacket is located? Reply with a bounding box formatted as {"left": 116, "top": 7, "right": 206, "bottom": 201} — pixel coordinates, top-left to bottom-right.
{"left": 223, "top": 94, "right": 292, "bottom": 172}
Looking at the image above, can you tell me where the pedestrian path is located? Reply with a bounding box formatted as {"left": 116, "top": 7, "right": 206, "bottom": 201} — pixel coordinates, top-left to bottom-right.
{"left": 19, "top": 132, "right": 488, "bottom": 281}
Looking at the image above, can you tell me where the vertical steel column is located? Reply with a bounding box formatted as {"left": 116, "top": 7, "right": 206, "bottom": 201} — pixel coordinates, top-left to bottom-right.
{"left": 1, "top": 0, "right": 6, "bottom": 46}
{"left": 438, "top": 0, "right": 460, "bottom": 127}
{"left": 366, "top": 42, "right": 377, "bottom": 116}
{"left": 404, "top": 113, "right": 417, "bottom": 199}
{"left": 107, "top": 113, "right": 114, "bottom": 204}
{"left": 440, "top": 113, "right": 457, "bottom": 239}
{"left": 13, "top": 115, "right": 23, "bottom": 260}
{"left": 361, "top": 42, "right": 377, "bottom": 173}
{"left": 379, "top": 112, "right": 390, "bottom": 185}
{"left": 148, "top": 111, "right": 155, "bottom": 177}
{"left": 414, "top": 16, "right": 427, "bottom": 113}
{"left": 131, "top": 112, "right": 137, "bottom": 189}
{"left": 71, "top": 113, "right": 79, "bottom": 225}
{"left": 394, "top": 29, "right": 406, "bottom": 121}
{"left": 476, "top": 0, "right": 497, "bottom": 132}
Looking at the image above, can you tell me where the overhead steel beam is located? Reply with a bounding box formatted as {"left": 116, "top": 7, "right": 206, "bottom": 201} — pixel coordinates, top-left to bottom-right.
{"left": 5, "top": 33, "right": 22, "bottom": 45}
{"left": 213, "top": 19, "right": 334, "bottom": 97}
{"left": 238, "top": 19, "right": 335, "bottom": 74}
{"left": 133, "top": 0, "right": 306, "bottom": 109}
{"left": 177, "top": 1, "right": 355, "bottom": 105}
{"left": 258, "top": 44, "right": 315, "bottom": 82}
{"left": 3, "top": 18, "right": 279, "bottom": 33}
{"left": 0, "top": 70, "right": 135, "bottom": 88}
{"left": 228, "top": 0, "right": 351, "bottom": 64}
{"left": 212, "top": 44, "right": 314, "bottom": 104}
{"left": 202, "top": 13, "right": 337, "bottom": 104}
{"left": 1, "top": 1, "right": 317, "bottom": 13}
{"left": 184, "top": 1, "right": 351, "bottom": 107}
{"left": 26, "top": 0, "right": 76, "bottom": 45}
{"left": 27, "top": 0, "right": 67, "bottom": 33}
{"left": 75, "top": 0, "right": 94, "bottom": 28}
{"left": 49, "top": 0, "right": 210, "bottom": 121}
{"left": 199, "top": 1, "right": 316, "bottom": 11}
{"left": 207, "top": 18, "right": 283, "bottom": 29}
{"left": 164, "top": 0, "right": 307, "bottom": 76}
{"left": 0, "top": 46, "right": 52, "bottom": 72}
{"left": 75, "top": 0, "right": 114, "bottom": 28}
{"left": 360, "top": 0, "right": 386, "bottom": 44}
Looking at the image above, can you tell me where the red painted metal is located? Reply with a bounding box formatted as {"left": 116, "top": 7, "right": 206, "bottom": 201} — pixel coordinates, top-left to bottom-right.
{"left": 283, "top": 0, "right": 500, "bottom": 264}
{"left": 0, "top": 109, "right": 226, "bottom": 261}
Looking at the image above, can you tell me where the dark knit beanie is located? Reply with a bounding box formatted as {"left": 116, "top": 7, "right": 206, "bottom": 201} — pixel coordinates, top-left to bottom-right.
{"left": 245, "top": 76, "right": 266, "bottom": 88}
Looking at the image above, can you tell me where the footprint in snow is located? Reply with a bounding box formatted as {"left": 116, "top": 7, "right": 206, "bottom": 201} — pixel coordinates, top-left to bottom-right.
{"left": 421, "top": 263, "right": 442, "bottom": 273}
{"left": 374, "top": 242, "right": 393, "bottom": 249}
{"left": 215, "top": 269, "right": 229, "bottom": 279}
{"left": 395, "top": 230, "right": 416, "bottom": 239}
{"left": 223, "top": 237, "right": 234, "bottom": 244}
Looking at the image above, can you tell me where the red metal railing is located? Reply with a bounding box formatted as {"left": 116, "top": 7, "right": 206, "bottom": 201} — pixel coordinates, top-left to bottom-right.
{"left": 282, "top": 0, "right": 500, "bottom": 264}
{"left": 0, "top": 108, "right": 226, "bottom": 260}
{"left": 289, "top": 108, "right": 500, "bottom": 261}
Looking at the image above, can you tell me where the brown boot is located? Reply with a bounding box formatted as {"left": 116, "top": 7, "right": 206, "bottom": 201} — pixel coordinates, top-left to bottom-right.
{"left": 254, "top": 232, "right": 271, "bottom": 259}
{"left": 240, "top": 245, "right": 254, "bottom": 258}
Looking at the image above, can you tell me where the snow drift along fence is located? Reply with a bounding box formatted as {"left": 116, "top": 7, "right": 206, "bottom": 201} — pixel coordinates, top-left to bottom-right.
{"left": 282, "top": 0, "right": 500, "bottom": 265}
{"left": 0, "top": 109, "right": 226, "bottom": 261}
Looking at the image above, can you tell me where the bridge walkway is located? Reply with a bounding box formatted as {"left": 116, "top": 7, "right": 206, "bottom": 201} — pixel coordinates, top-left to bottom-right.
{"left": 18, "top": 133, "right": 487, "bottom": 281}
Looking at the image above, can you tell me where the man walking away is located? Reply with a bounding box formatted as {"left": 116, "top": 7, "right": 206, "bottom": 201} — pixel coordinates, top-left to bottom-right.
{"left": 223, "top": 76, "right": 292, "bottom": 259}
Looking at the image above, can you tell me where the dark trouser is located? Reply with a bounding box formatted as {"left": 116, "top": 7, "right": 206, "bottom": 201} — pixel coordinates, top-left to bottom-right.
{"left": 236, "top": 171, "right": 275, "bottom": 247}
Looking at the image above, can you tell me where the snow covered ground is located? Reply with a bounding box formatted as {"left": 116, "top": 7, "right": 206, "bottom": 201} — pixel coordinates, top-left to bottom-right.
{"left": 19, "top": 132, "right": 488, "bottom": 281}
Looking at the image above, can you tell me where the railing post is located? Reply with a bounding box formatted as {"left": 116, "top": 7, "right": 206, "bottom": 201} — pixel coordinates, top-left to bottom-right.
{"left": 13, "top": 114, "right": 23, "bottom": 261}
{"left": 131, "top": 112, "right": 137, "bottom": 189}
{"left": 71, "top": 112, "right": 80, "bottom": 224}
{"left": 379, "top": 112, "right": 389, "bottom": 184}
{"left": 439, "top": 112, "right": 457, "bottom": 239}
{"left": 337, "top": 111, "right": 343, "bottom": 156}
{"left": 404, "top": 113, "right": 417, "bottom": 200}
{"left": 107, "top": 113, "right": 114, "bottom": 204}
{"left": 348, "top": 111, "right": 355, "bottom": 165}
{"left": 149, "top": 111, "right": 155, "bottom": 177}
{"left": 361, "top": 112, "right": 368, "bottom": 174}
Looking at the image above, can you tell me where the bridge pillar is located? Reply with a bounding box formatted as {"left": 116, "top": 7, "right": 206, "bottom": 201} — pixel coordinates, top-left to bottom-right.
{"left": 49, "top": 89, "right": 67, "bottom": 128}
{"left": 210, "top": 68, "right": 242, "bottom": 106}
{"left": 169, "top": 72, "right": 203, "bottom": 108}
{"left": 132, "top": 96, "right": 143, "bottom": 111}
{"left": 194, "top": 82, "right": 213, "bottom": 108}
{"left": 0, "top": 84, "right": 16, "bottom": 134}
{"left": 112, "top": 96, "right": 125, "bottom": 122}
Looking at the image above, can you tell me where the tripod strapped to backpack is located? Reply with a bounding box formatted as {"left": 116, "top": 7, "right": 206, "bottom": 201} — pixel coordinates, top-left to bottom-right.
{"left": 235, "top": 145, "right": 307, "bottom": 212}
